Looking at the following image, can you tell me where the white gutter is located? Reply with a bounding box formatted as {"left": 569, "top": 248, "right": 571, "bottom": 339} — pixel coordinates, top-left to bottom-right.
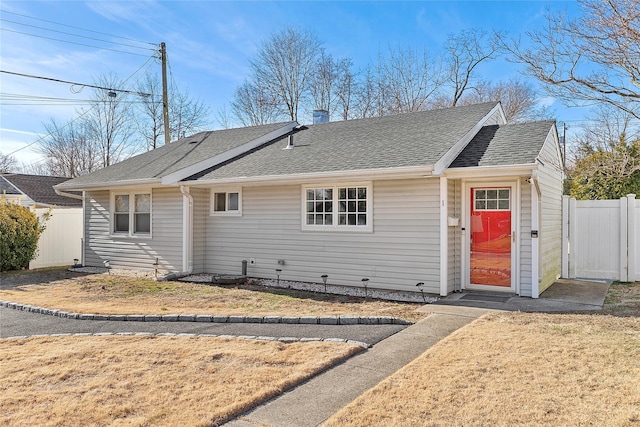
{"left": 55, "top": 178, "right": 161, "bottom": 192}
{"left": 180, "top": 185, "right": 194, "bottom": 275}
{"left": 54, "top": 187, "right": 84, "bottom": 200}
{"left": 444, "top": 163, "right": 538, "bottom": 179}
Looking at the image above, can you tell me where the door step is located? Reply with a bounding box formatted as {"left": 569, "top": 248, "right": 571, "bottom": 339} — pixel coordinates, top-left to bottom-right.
{"left": 459, "top": 293, "right": 514, "bottom": 303}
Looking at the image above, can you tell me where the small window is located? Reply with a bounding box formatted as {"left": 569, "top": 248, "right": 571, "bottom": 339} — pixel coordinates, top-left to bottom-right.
{"left": 112, "top": 192, "right": 151, "bottom": 236}
{"left": 302, "top": 184, "right": 372, "bottom": 232}
{"left": 474, "top": 188, "right": 510, "bottom": 211}
{"left": 211, "top": 190, "right": 242, "bottom": 215}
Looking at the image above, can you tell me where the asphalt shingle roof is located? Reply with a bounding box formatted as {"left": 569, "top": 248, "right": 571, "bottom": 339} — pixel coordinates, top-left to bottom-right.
{"left": 1, "top": 174, "right": 82, "bottom": 206}
{"left": 58, "top": 121, "right": 295, "bottom": 188}
{"left": 0, "top": 176, "right": 21, "bottom": 195}
{"left": 188, "top": 102, "right": 499, "bottom": 181}
{"left": 449, "top": 121, "right": 556, "bottom": 168}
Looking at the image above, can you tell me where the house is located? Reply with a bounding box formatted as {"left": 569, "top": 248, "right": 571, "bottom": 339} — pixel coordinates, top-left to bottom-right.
{"left": 0, "top": 173, "right": 82, "bottom": 208}
{"left": 55, "top": 102, "right": 563, "bottom": 298}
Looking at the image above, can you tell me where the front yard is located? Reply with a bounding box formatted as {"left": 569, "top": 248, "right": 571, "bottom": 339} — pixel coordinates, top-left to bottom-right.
{"left": 1, "top": 270, "right": 639, "bottom": 426}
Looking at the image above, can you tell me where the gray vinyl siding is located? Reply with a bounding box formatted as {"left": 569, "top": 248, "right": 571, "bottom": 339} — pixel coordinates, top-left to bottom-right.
{"left": 205, "top": 178, "right": 442, "bottom": 294}
{"left": 447, "top": 179, "right": 462, "bottom": 293}
{"left": 84, "top": 188, "right": 183, "bottom": 272}
{"left": 519, "top": 181, "right": 533, "bottom": 297}
{"left": 191, "top": 187, "right": 209, "bottom": 274}
{"left": 537, "top": 132, "right": 563, "bottom": 293}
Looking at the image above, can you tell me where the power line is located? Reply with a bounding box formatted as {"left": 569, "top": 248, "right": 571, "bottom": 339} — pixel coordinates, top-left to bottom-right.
{"left": 0, "top": 18, "right": 156, "bottom": 52}
{"left": 0, "top": 70, "right": 153, "bottom": 97}
{"left": 0, "top": 28, "right": 154, "bottom": 58}
{"left": 0, "top": 9, "right": 155, "bottom": 46}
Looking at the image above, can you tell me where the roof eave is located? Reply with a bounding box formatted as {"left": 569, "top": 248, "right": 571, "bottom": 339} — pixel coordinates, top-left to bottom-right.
{"left": 54, "top": 178, "right": 162, "bottom": 192}
{"left": 444, "top": 163, "right": 538, "bottom": 178}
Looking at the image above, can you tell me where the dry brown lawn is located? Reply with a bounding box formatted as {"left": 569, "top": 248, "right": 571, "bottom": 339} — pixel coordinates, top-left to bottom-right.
{"left": 324, "top": 312, "right": 640, "bottom": 427}
{"left": 0, "top": 335, "right": 362, "bottom": 427}
{"left": 0, "top": 272, "right": 424, "bottom": 322}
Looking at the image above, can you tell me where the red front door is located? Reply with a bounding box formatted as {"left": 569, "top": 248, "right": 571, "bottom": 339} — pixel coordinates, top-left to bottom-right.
{"left": 470, "top": 187, "right": 512, "bottom": 287}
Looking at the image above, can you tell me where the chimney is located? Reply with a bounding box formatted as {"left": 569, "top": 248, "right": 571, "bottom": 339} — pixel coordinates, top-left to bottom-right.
{"left": 313, "top": 109, "right": 329, "bottom": 124}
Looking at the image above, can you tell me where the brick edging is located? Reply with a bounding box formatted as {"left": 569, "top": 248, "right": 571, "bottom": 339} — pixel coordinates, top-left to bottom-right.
{"left": 0, "top": 331, "right": 371, "bottom": 348}
{"left": 0, "top": 300, "right": 412, "bottom": 326}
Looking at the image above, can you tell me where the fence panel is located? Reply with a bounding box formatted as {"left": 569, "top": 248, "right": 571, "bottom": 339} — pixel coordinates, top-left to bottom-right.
{"left": 30, "top": 208, "right": 83, "bottom": 269}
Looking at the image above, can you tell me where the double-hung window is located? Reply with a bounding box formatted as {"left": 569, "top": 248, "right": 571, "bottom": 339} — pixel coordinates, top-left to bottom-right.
{"left": 303, "top": 183, "right": 372, "bottom": 232}
{"left": 211, "top": 189, "right": 241, "bottom": 216}
{"left": 112, "top": 191, "right": 151, "bottom": 236}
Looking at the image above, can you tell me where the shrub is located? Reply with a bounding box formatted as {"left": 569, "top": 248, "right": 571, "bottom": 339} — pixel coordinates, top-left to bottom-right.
{"left": 0, "top": 202, "right": 49, "bottom": 271}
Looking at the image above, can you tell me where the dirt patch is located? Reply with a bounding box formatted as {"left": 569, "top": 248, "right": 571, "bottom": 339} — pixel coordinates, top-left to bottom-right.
{"left": 324, "top": 312, "right": 640, "bottom": 427}
{"left": 0, "top": 335, "right": 362, "bottom": 427}
{"left": 603, "top": 281, "right": 640, "bottom": 316}
{"left": 0, "top": 271, "right": 425, "bottom": 322}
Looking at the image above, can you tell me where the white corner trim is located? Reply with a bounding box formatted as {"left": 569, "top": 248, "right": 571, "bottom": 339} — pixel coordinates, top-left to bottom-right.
{"left": 161, "top": 122, "right": 299, "bottom": 185}
{"left": 180, "top": 185, "right": 193, "bottom": 275}
{"left": 433, "top": 103, "right": 506, "bottom": 175}
{"left": 440, "top": 176, "right": 448, "bottom": 296}
{"left": 530, "top": 171, "right": 540, "bottom": 298}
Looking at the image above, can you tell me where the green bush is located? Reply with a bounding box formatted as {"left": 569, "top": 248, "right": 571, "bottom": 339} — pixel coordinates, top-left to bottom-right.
{"left": 0, "top": 202, "right": 49, "bottom": 271}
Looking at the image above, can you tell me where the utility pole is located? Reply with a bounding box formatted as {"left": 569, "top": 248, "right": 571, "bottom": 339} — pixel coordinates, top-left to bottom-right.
{"left": 160, "top": 42, "right": 170, "bottom": 146}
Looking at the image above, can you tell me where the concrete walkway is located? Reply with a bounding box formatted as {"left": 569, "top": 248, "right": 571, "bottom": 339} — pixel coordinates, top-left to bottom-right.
{"left": 224, "top": 278, "right": 609, "bottom": 427}
{"left": 225, "top": 306, "right": 492, "bottom": 427}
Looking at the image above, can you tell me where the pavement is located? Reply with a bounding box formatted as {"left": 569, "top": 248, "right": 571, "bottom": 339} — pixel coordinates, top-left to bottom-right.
{"left": 0, "top": 278, "right": 609, "bottom": 427}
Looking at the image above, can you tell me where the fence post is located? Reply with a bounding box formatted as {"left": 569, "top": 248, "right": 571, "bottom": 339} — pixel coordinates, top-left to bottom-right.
{"left": 568, "top": 197, "right": 576, "bottom": 278}
{"left": 627, "top": 194, "right": 636, "bottom": 282}
{"left": 620, "top": 196, "right": 629, "bottom": 282}
{"left": 562, "top": 195, "right": 570, "bottom": 278}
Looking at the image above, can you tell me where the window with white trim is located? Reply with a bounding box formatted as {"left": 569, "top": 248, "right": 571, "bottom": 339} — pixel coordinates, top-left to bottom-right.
{"left": 303, "top": 184, "right": 371, "bottom": 231}
{"left": 211, "top": 190, "right": 241, "bottom": 215}
{"left": 112, "top": 191, "right": 151, "bottom": 236}
{"left": 474, "top": 188, "right": 510, "bottom": 211}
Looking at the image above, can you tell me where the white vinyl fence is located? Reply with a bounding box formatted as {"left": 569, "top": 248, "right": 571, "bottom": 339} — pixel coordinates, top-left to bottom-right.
{"left": 562, "top": 194, "right": 639, "bottom": 281}
{"left": 30, "top": 207, "right": 83, "bottom": 269}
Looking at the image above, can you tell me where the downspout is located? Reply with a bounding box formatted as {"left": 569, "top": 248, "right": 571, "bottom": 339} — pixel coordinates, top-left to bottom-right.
{"left": 180, "top": 185, "right": 194, "bottom": 275}
{"left": 530, "top": 171, "right": 542, "bottom": 298}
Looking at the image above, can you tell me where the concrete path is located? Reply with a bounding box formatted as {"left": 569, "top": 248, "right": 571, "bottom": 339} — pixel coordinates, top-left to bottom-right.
{"left": 225, "top": 306, "right": 492, "bottom": 427}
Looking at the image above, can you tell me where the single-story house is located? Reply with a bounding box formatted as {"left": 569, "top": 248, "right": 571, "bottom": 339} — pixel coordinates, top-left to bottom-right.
{"left": 1, "top": 173, "right": 82, "bottom": 208}
{"left": 55, "top": 101, "right": 563, "bottom": 298}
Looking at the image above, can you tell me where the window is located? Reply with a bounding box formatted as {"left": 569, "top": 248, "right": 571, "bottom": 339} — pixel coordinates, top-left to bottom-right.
{"left": 112, "top": 191, "right": 151, "bottom": 236}
{"left": 211, "top": 190, "right": 241, "bottom": 215}
{"left": 474, "top": 188, "right": 510, "bottom": 211}
{"left": 303, "top": 184, "right": 371, "bottom": 231}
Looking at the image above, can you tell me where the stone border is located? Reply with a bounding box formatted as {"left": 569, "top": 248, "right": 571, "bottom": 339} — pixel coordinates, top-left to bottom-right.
{"left": 0, "top": 300, "right": 412, "bottom": 325}
{"left": 0, "top": 331, "right": 370, "bottom": 348}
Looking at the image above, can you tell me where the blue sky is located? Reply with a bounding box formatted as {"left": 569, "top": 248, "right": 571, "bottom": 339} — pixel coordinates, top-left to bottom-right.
{"left": 0, "top": 0, "right": 583, "bottom": 169}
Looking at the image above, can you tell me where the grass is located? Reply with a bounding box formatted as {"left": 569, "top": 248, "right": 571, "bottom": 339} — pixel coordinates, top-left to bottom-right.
{"left": 0, "top": 271, "right": 425, "bottom": 322}
{"left": 0, "top": 335, "right": 362, "bottom": 427}
{"left": 324, "top": 312, "right": 640, "bottom": 427}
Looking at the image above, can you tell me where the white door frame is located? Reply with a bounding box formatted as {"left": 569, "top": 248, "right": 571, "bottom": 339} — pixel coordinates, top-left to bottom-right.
{"left": 461, "top": 179, "right": 520, "bottom": 294}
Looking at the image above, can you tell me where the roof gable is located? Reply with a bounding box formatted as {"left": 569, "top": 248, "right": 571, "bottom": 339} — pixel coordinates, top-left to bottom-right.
{"left": 1, "top": 174, "right": 82, "bottom": 206}
{"left": 57, "top": 121, "right": 297, "bottom": 189}
{"left": 449, "top": 121, "right": 557, "bottom": 168}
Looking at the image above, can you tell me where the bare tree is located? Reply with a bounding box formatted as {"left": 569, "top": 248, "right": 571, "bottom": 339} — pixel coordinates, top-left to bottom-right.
{"left": 351, "top": 65, "right": 381, "bottom": 119}
{"left": 37, "top": 119, "right": 99, "bottom": 177}
{"left": 251, "top": 27, "right": 322, "bottom": 121}
{"left": 444, "top": 29, "right": 498, "bottom": 107}
{"left": 309, "top": 49, "right": 337, "bottom": 115}
{"left": 135, "top": 74, "right": 212, "bottom": 148}
{"left": 378, "top": 46, "right": 444, "bottom": 114}
{"left": 0, "top": 152, "right": 16, "bottom": 173}
{"left": 501, "top": 0, "right": 640, "bottom": 118}
{"left": 460, "top": 78, "right": 552, "bottom": 122}
{"left": 82, "top": 74, "right": 136, "bottom": 167}
{"left": 334, "top": 58, "right": 357, "bottom": 120}
{"left": 231, "top": 79, "right": 285, "bottom": 126}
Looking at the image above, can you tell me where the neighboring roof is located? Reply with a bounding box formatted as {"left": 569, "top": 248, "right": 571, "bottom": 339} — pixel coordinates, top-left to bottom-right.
{"left": 0, "top": 176, "right": 21, "bottom": 195}
{"left": 449, "top": 121, "right": 556, "bottom": 168}
{"left": 58, "top": 121, "right": 296, "bottom": 189}
{"left": 187, "top": 102, "right": 500, "bottom": 182}
{"left": 1, "top": 173, "right": 82, "bottom": 206}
